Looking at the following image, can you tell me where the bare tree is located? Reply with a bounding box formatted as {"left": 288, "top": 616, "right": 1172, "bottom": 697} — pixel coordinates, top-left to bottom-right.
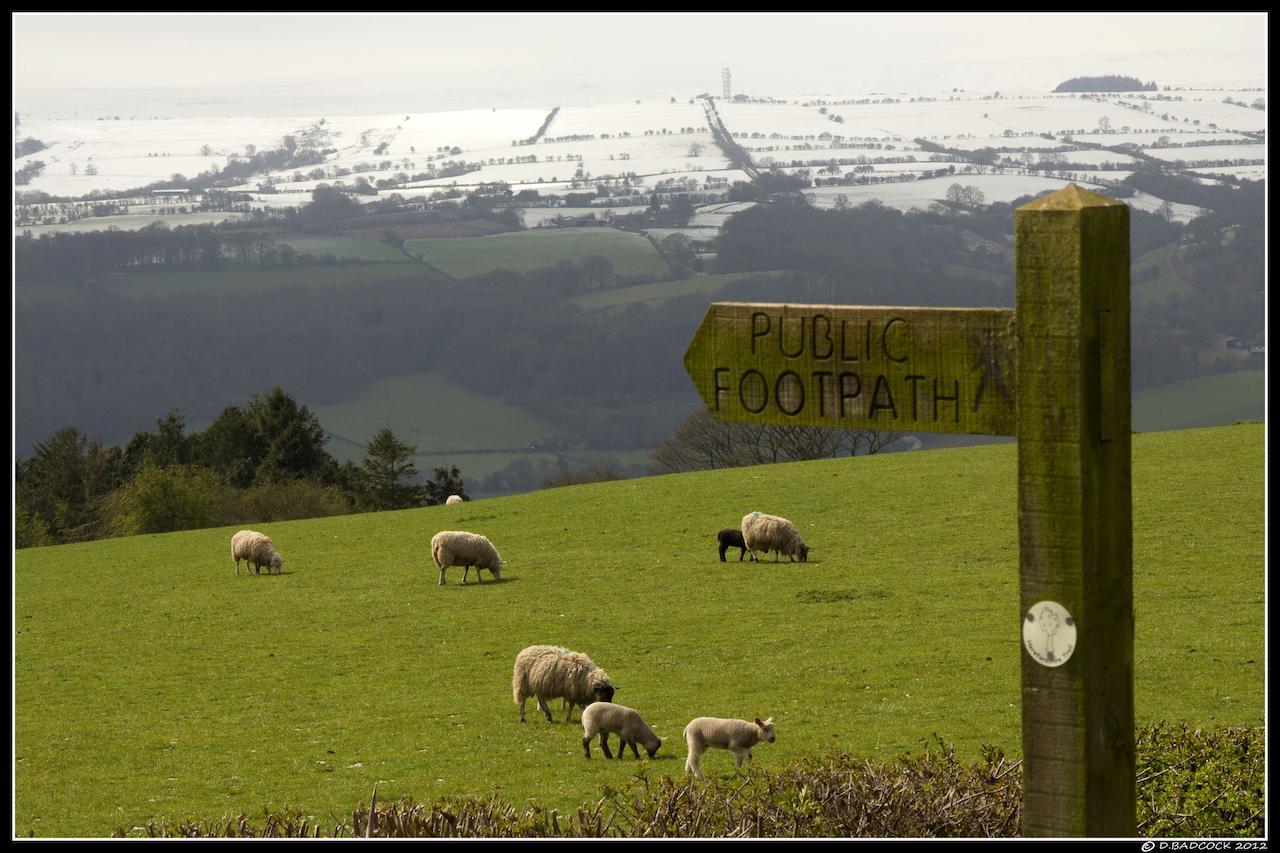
{"left": 648, "top": 409, "right": 899, "bottom": 475}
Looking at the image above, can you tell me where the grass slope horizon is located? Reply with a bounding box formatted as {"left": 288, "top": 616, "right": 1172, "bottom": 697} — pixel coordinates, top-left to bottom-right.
{"left": 14, "top": 423, "right": 1264, "bottom": 837}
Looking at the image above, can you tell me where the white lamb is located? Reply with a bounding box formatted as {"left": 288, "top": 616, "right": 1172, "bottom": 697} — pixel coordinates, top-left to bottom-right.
{"left": 683, "top": 716, "right": 776, "bottom": 779}
{"left": 445, "top": 494, "right": 464, "bottom": 505}
{"left": 231, "top": 530, "right": 284, "bottom": 576}
{"left": 430, "top": 530, "right": 502, "bottom": 585}
{"left": 741, "top": 511, "right": 809, "bottom": 563}
{"left": 580, "top": 702, "right": 663, "bottom": 759}
{"left": 512, "top": 644, "right": 615, "bottom": 723}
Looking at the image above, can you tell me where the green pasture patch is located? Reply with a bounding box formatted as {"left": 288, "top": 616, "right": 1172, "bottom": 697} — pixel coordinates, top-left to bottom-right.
{"left": 312, "top": 372, "right": 654, "bottom": 489}
{"left": 269, "top": 235, "right": 410, "bottom": 262}
{"left": 570, "top": 272, "right": 786, "bottom": 312}
{"left": 349, "top": 219, "right": 513, "bottom": 240}
{"left": 1133, "top": 371, "right": 1263, "bottom": 432}
{"left": 14, "top": 423, "right": 1263, "bottom": 836}
{"left": 313, "top": 371, "right": 557, "bottom": 462}
{"left": 1132, "top": 243, "right": 1192, "bottom": 306}
{"left": 103, "top": 263, "right": 444, "bottom": 298}
{"left": 405, "top": 229, "right": 669, "bottom": 280}
{"left": 941, "top": 263, "right": 1010, "bottom": 287}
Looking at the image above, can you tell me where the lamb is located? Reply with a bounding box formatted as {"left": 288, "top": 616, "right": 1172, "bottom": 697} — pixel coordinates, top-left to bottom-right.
{"left": 581, "top": 702, "right": 663, "bottom": 759}
{"left": 445, "top": 494, "right": 464, "bottom": 505}
{"left": 683, "top": 716, "right": 776, "bottom": 779}
{"left": 231, "top": 530, "right": 284, "bottom": 576}
{"left": 430, "top": 530, "right": 502, "bottom": 585}
{"left": 512, "top": 644, "right": 616, "bottom": 723}
{"left": 717, "top": 528, "right": 747, "bottom": 562}
{"left": 741, "top": 511, "right": 809, "bottom": 563}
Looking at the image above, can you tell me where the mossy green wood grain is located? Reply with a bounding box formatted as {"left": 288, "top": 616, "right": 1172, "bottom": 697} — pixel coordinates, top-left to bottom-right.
{"left": 1015, "top": 185, "right": 1133, "bottom": 836}
{"left": 684, "top": 303, "right": 1017, "bottom": 436}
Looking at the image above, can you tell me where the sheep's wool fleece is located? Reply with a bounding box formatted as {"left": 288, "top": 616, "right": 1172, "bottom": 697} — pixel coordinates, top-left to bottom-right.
{"left": 513, "top": 645, "right": 612, "bottom": 697}
{"left": 740, "top": 512, "right": 806, "bottom": 555}
{"left": 582, "top": 702, "right": 642, "bottom": 730}
{"left": 231, "top": 530, "right": 280, "bottom": 567}
{"left": 685, "top": 716, "right": 764, "bottom": 747}
{"left": 431, "top": 530, "right": 501, "bottom": 569}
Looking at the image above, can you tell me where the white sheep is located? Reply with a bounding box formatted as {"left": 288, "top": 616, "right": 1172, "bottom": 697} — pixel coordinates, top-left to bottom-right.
{"left": 231, "top": 530, "right": 283, "bottom": 576}
{"left": 445, "top": 494, "right": 464, "bottom": 505}
{"left": 581, "top": 702, "right": 663, "bottom": 759}
{"left": 512, "top": 644, "right": 616, "bottom": 723}
{"left": 741, "top": 511, "right": 809, "bottom": 563}
{"left": 683, "top": 716, "right": 776, "bottom": 779}
{"left": 430, "top": 530, "right": 502, "bottom": 585}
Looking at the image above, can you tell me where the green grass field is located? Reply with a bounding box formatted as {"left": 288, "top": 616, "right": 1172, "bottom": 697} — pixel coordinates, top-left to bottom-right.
{"left": 1132, "top": 243, "right": 1192, "bottom": 306}
{"left": 310, "top": 370, "right": 637, "bottom": 487}
{"left": 269, "top": 234, "right": 410, "bottom": 262}
{"left": 570, "top": 272, "right": 788, "bottom": 313}
{"left": 405, "top": 229, "right": 669, "bottom": 280}
{"left": 14, "top": 423, "right": 1264, "bottom": 837}
{"left": 313, "top": 371, "right": 557, "bottom": 462}
{"left": 1133, "top": 370, "right": 1264, "bottom": 432}
{"left": 942, "top": 263, "right": 1010, "bottom": 287}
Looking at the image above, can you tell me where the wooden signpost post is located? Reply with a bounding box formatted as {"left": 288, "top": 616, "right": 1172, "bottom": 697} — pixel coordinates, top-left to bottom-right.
{"left": 683, "top": 185, "right": 1134, "bottom": 837}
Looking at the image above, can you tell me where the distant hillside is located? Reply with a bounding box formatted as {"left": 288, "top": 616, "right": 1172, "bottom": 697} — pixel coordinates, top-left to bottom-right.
{"left": 1054, "top": 75, "right": 1157, "bottom": 92}
{"left": 1132, "top": 370, "right": 1263, "bottom": 432}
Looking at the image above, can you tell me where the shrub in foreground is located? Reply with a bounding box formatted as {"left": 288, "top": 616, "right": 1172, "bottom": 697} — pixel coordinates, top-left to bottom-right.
{"left": 113, "top": 723, "right": 1263, "bottom": 839}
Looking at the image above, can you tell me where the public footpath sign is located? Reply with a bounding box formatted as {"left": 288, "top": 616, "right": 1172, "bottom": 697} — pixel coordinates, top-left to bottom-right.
{"left": 683, "top": 304, "right": 1017, "bottom": 436}
{"left": 683, "top": 186, "right": 1135, "bottom": 837}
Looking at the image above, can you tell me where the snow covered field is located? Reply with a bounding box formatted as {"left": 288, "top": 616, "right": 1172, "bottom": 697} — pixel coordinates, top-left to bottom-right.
{"left": 1142, "top": 144, "right": 1266, "bottom": 163}
{"left": 14, "top": 116, "right": 300, "bottom": 196}
{"left": 547, "top": 100, "right": 710, "bottom": 138}
{"left": 17, "top": 211, "right": 253, "bottom": 235}
{"left": 802, "top": 173, "right": 1205, "bottom": 223}
{"left": 14, "top": 84, "right": 1262, "bottom": 234}
{"left": 519, "top": 205, "right": 648, "bottom": 227}
{"left": 1189, "top": 164, "right": 1266, "bottom": 181}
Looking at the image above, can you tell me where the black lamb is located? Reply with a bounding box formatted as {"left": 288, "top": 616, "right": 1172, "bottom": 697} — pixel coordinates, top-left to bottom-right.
{"left": 718, "top": 528, "right": 747, "bottom": 562}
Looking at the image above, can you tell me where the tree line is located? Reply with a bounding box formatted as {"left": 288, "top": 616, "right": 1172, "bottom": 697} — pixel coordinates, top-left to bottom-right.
{"left": 15, "top": 388, "right": 467, "bottom": 548}
{"left": 13, "top": 185, "right": 522, "bottom": 283}
{"left": 1054, "top": 75, "right": 1158, "bottom": 92}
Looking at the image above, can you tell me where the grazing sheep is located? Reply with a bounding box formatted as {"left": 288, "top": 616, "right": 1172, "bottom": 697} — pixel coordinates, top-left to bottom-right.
{"left": 431, "top": 530, "right": 502, "bottom": 585}
{"left": 231, "top": 530, "right": 284, "bottom": 576}
{"left": 512, "top": 645, "right": 615, "bottom": 723}
{"left": 741, "top": 511, "right": 809, "bottom": 563}
{"left": 581, "top": 702, "right": 663, "bottom": 759}
{"left": 445, "top": 494, "right": 464, "bottom": 505}
{"left": 683, "top": 716, "right": 776, "bottom": 779}
{"left": 717, "top": 528, "right": 747, "bottom": 562}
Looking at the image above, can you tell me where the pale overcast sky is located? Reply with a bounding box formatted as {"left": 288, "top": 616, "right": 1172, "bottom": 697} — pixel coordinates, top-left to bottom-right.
{"left": 12, "top": 12, "right": 1267, "bottom": 98}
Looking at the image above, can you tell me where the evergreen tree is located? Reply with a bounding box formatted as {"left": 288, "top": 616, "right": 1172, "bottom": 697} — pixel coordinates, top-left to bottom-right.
{"left": 17, "top": 426, "right": 91, "bottom": 535}
{"left": 356, "top": 425, "right": 424, "bottom": 510}
{"left": 245, "top": 387, "right": 334, "bottom": 484}
{"left": 144, "top": 409, "right": 193, "bottom": 469}
{"left": 192, "top": 405, "right": 262, "bottom": 488}
{"left": 423, "top": 465, "right": 467, "bottom": 506}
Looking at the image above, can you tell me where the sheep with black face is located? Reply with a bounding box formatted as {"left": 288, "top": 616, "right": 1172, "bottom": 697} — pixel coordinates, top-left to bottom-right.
{"left": 741, "top": 511, "right": 809, "bottom": 563}
{"left": 512, "top": 645, "right": 615, "bottom": 723}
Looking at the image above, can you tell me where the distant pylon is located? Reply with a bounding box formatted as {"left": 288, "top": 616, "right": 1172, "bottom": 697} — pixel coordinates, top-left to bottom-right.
{"left": 722, "top": 67, "right": 731, "bottom": 100}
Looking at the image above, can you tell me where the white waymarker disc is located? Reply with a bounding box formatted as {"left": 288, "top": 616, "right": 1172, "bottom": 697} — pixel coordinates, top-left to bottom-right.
{"left": 1022, "top": 600, "right": 1077, "bottom": 668}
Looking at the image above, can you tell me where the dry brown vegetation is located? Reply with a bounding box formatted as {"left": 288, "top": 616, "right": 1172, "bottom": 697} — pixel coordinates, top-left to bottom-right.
{"left": 115, "top": 723, "right": 1263, "bottom": 839}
